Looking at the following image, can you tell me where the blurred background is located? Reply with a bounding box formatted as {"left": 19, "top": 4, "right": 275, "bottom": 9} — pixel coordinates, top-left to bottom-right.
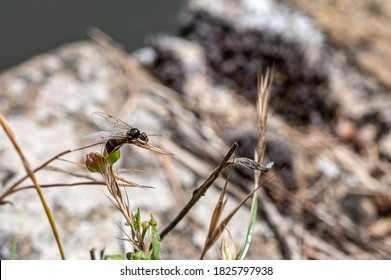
{"left": 0, "top": 0, "right": 185, "bottom": 71}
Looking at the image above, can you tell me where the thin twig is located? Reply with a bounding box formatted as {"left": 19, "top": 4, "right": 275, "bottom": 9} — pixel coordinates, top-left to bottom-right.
{"left": 0, "top": 142, "right": 101, "bottom": 202}
{"left": 7, "top": 181, "right": 108, "bottom": 194}
{"left": 160, "top": 143, "right": 238, "bottom": 240}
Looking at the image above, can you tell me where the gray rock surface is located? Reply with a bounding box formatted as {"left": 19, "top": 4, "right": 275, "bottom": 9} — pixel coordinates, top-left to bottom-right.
{"left": 2, "top": 0, "right": 391, "bottom": 260}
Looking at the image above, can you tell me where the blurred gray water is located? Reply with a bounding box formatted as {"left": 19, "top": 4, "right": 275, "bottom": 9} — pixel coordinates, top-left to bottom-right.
{"left": 0, "top": 0, "right": 186, "bottom": 72}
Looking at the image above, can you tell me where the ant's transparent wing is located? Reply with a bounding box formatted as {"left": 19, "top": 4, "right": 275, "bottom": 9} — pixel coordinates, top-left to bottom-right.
{"left": 83, "top": 130, "right": 127, "bottom": 142}
{"left": 91, "top": 111, "right": 132, "bottom": 131}
{"left": 132, "top": 140, "right": 174, "bottom": 156}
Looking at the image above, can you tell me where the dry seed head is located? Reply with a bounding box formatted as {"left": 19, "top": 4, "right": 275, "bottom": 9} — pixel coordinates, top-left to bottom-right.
{"left": 85, "top": 152, "right": 108, "bottom": 173}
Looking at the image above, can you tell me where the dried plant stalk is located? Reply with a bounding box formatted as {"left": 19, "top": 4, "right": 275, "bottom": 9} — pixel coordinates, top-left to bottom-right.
{"left": 0, "top": 113, "right": 66, "bottom": 260}
{"left": 239, "top": 67, "right": 274, "bottom": 259}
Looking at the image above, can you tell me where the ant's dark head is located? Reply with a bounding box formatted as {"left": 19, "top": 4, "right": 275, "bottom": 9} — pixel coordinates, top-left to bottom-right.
{"left": 140, "top": 132, "right": 149, "bottom": 143}
{"left": 128, "top": 128, "right": 141, "bottom": 139}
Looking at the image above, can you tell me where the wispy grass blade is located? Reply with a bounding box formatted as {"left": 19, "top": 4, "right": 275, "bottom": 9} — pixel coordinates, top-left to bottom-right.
{"left": 200, "top": 147, "right": 237, "bottom": 259}
{"left": 239, "top": 67, "right": 274, "bottom": 259}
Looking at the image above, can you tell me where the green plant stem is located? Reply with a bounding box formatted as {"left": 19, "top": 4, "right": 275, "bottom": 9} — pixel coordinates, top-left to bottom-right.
{"left": 238, "top": 198, "right": 258, "bottom": 259}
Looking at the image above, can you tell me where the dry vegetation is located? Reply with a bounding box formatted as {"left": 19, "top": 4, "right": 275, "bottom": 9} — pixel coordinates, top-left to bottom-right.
{"left": 2, "top": 0, "right": 391, "bottom": 260}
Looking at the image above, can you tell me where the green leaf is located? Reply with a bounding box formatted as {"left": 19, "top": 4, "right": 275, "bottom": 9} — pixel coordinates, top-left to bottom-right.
{"left": 11, "top": 239, "right": 17, "bottom": 260}
{"left": 131, "top": 251, "right": 150, "bottom": 260}
{"left": 104, "top": 254, "right": 124, "bottom": 260}
{"left": 133, "top": 208, "right": 141, "bottom": 230}
{"left": 150, "top": 225, "right": 161, "bottom": 260}
{"left": 151, "top": 237, "right": 161, "bottom": 260}
{"left": 151, "top": 224, "right": 160, "bottom": 240}
{"left": 103, "top": 149, "right": 121, "bottom": 164}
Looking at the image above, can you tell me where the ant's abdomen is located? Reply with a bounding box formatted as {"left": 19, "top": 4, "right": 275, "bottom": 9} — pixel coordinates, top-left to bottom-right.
{"left": 105, "top": 139, "right": 125, "bottom": 154}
